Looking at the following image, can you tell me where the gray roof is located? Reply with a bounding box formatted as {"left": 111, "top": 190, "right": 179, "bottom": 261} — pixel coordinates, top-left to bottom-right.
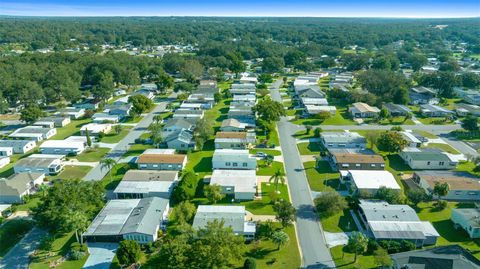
{"left": 0, "top": 173, "right": 44, "bottom": 196}
{"left": 391, "top": 245, "right": 480, "bottom": 269}
{"left": 84, "top": 197, "right": 169, "bottom": 237}
{"left": 165, "top": 129, "right": 194, "bottom": 144}
{"left": 0, "top": 140, "right": 35, "bottom": 147}
{"left": 122, "top": 170, "right": 178, "bottom": 182}
{"left": 193, "top": 205, "right": 246, "bottom": 234}
{"left": 402, "top": 149, "right": 451, "bottom": 162}
{"left": 321, "top": 132, "right": 366, "bottom": 145}
{"left": 453, "top": 208, "right": 480, "bottom": 228}
{"left": 420, "top": 104, "right": 454, "bottom": 114}
{"left": 384, "top": 103, "right": 411, "bottom": 114}
{"left": 15, "top": 156, "right": 59, "bottom": 168}
{"left": 163, "top": 118, "right": 195, "bottom": 130}
{"left": 13, "top": 127, "right": 53, "bottom": 135}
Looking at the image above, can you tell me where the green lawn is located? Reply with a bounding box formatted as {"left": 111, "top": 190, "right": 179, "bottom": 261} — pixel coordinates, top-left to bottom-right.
{"left": 414, "top": 130, "right": 438, "bottom": 139}
{"left": 257, "top": 160, "right": 285, "bottom": 176}
{"left": 75, "top": 147, "right": 110, "bottom": 162}
{"left": 30, "top": 232, "right": 88, "bottom": 269}
{"left": 292, "top": 130, "right": 315, "bottom": 140}
{"left": 99, "top": 126, "right": 133, "bottom": 143}
{"left": 48, "top": 165, "right": 92, "bottom": 181}
{"left": 321, "top": 108, "right": 355, "bottom": 125}
{"left": 297, "top": 142, "right": 322, "bottom": 155}
{"left": 330, "top": 245, "right": 376, "bottom": 269}
{"left": 304, "top": 161, "right": 340, "bottom": 192}
{"left": 102, "top": 163, "right": 135, "bottom": 190}
{"left": 377, "top": 116, "right": 415, "bottom": 125}
{"left": 256, "top": 127, "right": 280, "bottom": 147}
{"left": 123, "top": 143, "right": 154, "bottom": 157}
{"left": 121, "top": 116, "right": 143, "bottom": 123}
{"left": 186, "top": 148, "right": 214, "bottom": 178}
{"left": 50, "top": 118, "right": 92, "bottom": 140}
{"left": 321, "top": 209, "right": 357, "bottom": 233}
{"left": 0, "top": 219, "right": 34, "bottom": 257}
{"left": 425, "top": 143, "right": 460, "bottom": 154}
{"left": 416, "top": 116, "right": 455, "bottom": 125}
{"left": 249, "top": 149, "right": 282, "bottom": 156}
{"left": 416, "top": 201, "right": 480, "bottom": 259}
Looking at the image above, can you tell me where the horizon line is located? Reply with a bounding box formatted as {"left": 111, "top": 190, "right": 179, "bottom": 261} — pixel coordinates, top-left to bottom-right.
{"left": 1, "top": 15, "right": 479, "bottom": 19}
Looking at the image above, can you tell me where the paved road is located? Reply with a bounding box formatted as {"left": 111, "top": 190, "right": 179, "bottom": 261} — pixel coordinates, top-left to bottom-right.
{"left": 271, "top": 80, "right": 335, "bottom": 268}
{"left": 0, "top": 228, "right": 47, "bottom": 269}
{"left": 83, "top": 102, "right": 168, "bottom": 181}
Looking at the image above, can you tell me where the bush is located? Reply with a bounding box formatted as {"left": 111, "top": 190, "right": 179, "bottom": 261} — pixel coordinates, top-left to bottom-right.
{"left": 435, "top": 199, "right": 448, "bottom": 210}
{"left": 366, "top": 238, "right": 379, "bottom": 255}
{"left": 400, "top": 240, "right": 416, "bottom": 252}
{"left": 314, "top": 192, "right": 348, "bottom": 217}
{"left": 244, "top": 258, "right": 257, "bottom": 269}
{"left": 68, "top": 249, "right": 86, "bottom": 260}
{"left": 379, "top": 240, "right": 402, "bottom": 254}
{"left": 38, "top": 236, "right": 54, "bottom": 251}
{"left": 314, "top": 127, "right": 322, "bottom": 138}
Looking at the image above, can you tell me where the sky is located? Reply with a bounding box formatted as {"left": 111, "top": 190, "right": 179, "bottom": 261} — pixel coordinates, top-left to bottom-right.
{"left": 1, "top": 0, "right": 479, "bottom": 17}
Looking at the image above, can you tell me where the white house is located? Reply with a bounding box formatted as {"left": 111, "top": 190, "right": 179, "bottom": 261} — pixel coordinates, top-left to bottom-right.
{"left": 320, "top": 132, "right": 366, "bottom": 149}
{"left": 13, "top": 154, "right": 64, "bottom": 175}
{"left": 0, "top": 147, "right": 13, "bottom": 157}
{"left": 55, "top": 107, "right": 85, "bottom": 119}
{"left": 92, "top": 113, "right": 120, "bottom": 123}
{"left": 399, "top": 148, "right": 457, "bottom": 170}
{"left": 113, "top": 170, "right": 179, "bottom": 199}
{"left": 212, "top": 149, "right": 257, "bottom": 170}
{"left": 39, "top": 140, "right": 86, "bottom": 156}
{"left": 136, "top": 149, "right": 188, "bottom": 171}
{"left": 209, "top": 169, "right": 257, "bottom": 201}
{"left": 9, "top": 126, "right": 57, "bottom": 142}
{"left": 80, "top": 123, "right": 112, "bottom": 136}
{"left": 0, "top": 140, "right": 36, "bottom": 154}
{"left": 345, "top": 170, "right": 401, "bottom": 196}
{"left": 0, "top": 173, "right": 45, "bottom": 203}
{"left": 349, "top": 102, "right": 380, "bottom": 118}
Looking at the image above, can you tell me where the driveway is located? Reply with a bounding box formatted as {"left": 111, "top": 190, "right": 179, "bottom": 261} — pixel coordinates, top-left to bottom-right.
{"left": 0, "top": 228, "right": 47, "bottom": 269}
{"left": 83, "top": 102, "right": 168, "bottom": 181}
{"left": 270, "top": 80, "right": 335, "bottom": 268}
{"left": 82, "top": 243, "right": 118, "bottom": 269}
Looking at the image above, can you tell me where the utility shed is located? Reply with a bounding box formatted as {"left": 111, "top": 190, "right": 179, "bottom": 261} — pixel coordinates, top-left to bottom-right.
{"left": 83, "top": 197, "right": 169, "bottom": 244}
{"left": 358, "top": 200, "right": 439, "bottom": 247}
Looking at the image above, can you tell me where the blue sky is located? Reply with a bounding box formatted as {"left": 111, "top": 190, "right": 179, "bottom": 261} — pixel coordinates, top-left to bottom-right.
{"left": 1, "top": 0, "right": 479, "bottom": 17}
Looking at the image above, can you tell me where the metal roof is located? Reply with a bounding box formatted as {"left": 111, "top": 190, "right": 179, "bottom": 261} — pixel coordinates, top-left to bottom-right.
{"left": 193, "top": 205, "right": 247, "bottom": 234}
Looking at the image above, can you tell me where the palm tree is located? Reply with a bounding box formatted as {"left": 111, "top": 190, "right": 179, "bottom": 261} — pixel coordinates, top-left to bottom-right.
{"left": 269, "top": 169, "right": 285, "bottom": 194}
{"left": 100, "top": 158, "right": 117, "bottom": 181}
{"left": 271, "top": 230, "right": 289, "bottom": 250}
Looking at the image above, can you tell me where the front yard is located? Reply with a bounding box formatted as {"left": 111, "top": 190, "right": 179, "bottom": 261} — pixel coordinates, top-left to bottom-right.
{"left": 74, "top": 147, "right": 110, "bottom": 162}
{"left": 48, "top": 165, "right": 92, "bottom": 181}
{"left": 297, "top": 141, "right": 322, "bottom": 155}
{"left": 99, "top": 126, "right": 133, "bottom": 143}
{"left": 50, "top": 118, "right": 92, "bottom": 140}
{"left": 304, "top": 161, "right": 340, "bottom": 192}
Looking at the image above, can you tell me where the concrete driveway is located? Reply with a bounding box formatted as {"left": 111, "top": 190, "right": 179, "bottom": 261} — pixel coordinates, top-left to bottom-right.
{"left": 0, "top": 228, "right": 47, "bottom": 269}
{"left": 83, "top": 243, "right": 118, "bottom": 269}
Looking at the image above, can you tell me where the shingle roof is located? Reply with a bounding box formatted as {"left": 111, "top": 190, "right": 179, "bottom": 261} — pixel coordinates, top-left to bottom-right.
{"left": 215, "top": 132, "right": 247, "bottom": 139}
{"left": 0, "top": 173, "right": 44, "bottom": 196}
{"left": 415, "top": 171, "right": 480, "bottom": 191}
{"left": 333, "top": 153, "right": 385, "bottom": 164}
{"left": 122, "top": 170, "right": 178, "bottom": 182}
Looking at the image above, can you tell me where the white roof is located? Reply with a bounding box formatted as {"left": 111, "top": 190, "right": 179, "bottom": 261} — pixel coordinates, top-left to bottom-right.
{"left": 401, "top": 132, "right": 421, "bottom": 144}
{"left": 302, "top": 98, "right": 329, "bottom": 105}
{"left": 0, "top": 147, "right": 13, "bottom": 151}
{"left": 80, "top": 123, "right": 111, "bottom": 133}
{"left": 197, "top": 205, "right": 246, "bottom": 214}
{"left": 64, "top": 136, "right": 88, "bottom": 143}
{"left": 305, "top": 105, "right": 336, "bottom": 113}
{"left": 40, "top": 140, "right": 84, "bottom": 149}
{"left": 349, "top": 170, "right": 400, "bottom": 190}
{"left": 113, "top": 181, "right": 175, "bottom": 195}
{"left": 210, "top": 169, "right": 257, "bottom": 193}
{"left": 143, "top": 149, "right": 176, "bottom": 155}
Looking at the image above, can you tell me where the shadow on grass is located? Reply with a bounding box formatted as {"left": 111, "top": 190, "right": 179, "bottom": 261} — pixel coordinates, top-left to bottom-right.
{"left": 432, "top": 219, "right": 480, "bottom": 245}
{"left": 387, "top": 154, "right": 412, "bottom": 172}
{"left": 193, "top": 157, "right": 213, "bottom": 173}
{"left": 246, "top": 247, "right": 276, "bottom": 259}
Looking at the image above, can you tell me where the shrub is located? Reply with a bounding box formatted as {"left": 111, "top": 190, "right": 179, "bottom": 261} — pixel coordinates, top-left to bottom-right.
{"left": 400, "top": 240, "right": 416, "bottom": 252}
{"left": 366, "top": 238, "right": 379, "bottom": 255}
{"left": 435, "top": 199, "right": 448, "bottom": 210}
{"left": 314, "top": 191, "right": 348, "bottom": 217}
{"left": 314, "top": 127, "right": 322, "bottom": 137}
{"left": 38, "top": 236, "right": 55, "bottom": 251}
{"left": 243, "top": 258, "right": 257, "bottom": 269}
{"left": 68, "top": 249, "right": 86, "bottom": 260}
{"left": 379, "top": 240, "right": 402, "bottom": 254}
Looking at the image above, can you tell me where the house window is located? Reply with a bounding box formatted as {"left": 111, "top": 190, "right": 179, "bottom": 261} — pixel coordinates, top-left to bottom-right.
{"left": 370, "top": 164, "right": 376, "bottom": 167}
{"left": 140, "top": 164, "right": 147, "bottom": 168}
{"left": 181, "top": 144, "right": 185, "bottom": 148}
{"left": 233, "top": 162, "right": 238, "bottom": 167}
{"left": 455, "top": 191, "right": 462, "bottom": 195}
{"left": 342, "top": 164, "right": 349, "bottom": 168}
{"left": 427, "top": 161, "right": 431, "bottom": 165}
{"left": 355, "top": 164, "right": 361, "bottom": 167}
{"left": 243, "top": 162, "right": 248, "bottom": 167}
{"left": 439, "top": 161, "right": 444, "bottom": 166}
{"left": 468, "top": 192, "right": 478, "bottom": 195}
{"left": 152, "top": 164, "right": 158, "bottom": 168}
{"left": 226, "top": 162, "right": 231, "bottom": 166}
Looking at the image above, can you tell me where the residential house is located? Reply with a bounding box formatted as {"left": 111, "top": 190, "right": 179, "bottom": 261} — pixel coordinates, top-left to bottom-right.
{"left": 0, "top": 140, "right": 36, "bottom": 154}
{"left": 0, "top": 173, "right": 45, "bottom": 203}
{"left": 228, "top": 104, "right": 254, "bottom": 119}
{"left": 0, "top": 147, "right": 13, "bottom": 157}
{"left": 172, "top": 109, "right": 204, "bottom": 120}
{"left": 179, "top": 103, "right": 203, "bottom": 111}
{"left": 193, "top": 205, "right": 256, "bottom": 239}
{"left": 409, "top": 86, "right": 438, "bottom": 105}
{"left": 330, "top": 152, "right": 385, "bottom": 171}
{"left": 345, "top": 170, "right": 401, "bottom": 196}
{"left": 136, "top": 149, "right": 187, "bottom": 170}
{"left": 9, "top": 126, "right": 56, "bottom": 142}
{"left": 305, "top": 105, "right": 337, "bottom": 115}
{"left": 400, "top": 132, "right": 423, "bottom": 148}
{"left": 384, "top": 103, "right": 411, "bottom": 116}
{"left": 420, "top": 104, "right": 454, "bottom": 117}
{"left": 232, "top": 95, "right": 256, "bottom": 106}
{"left": 55, "top": 107, "right": 85, "bottom": 119}
{"left": 165, "top": 129, "right": 195, "bottom": 151}
{"left": 185, "top": 93, "right": 215, "bottom": 109}
{"left": 220, "top": 118, "right": 247, "bottom": 132}
{"left": 390, "top": 245, "right": 480, "bottom": 269}
{"left": 14, "top": 154, "right": 64, "bottom": 175}
{"left": 80, "top": 123, "right": 112, "bottom": 136}
{"left": 239, "top": 76, "right": 258, "bottom": 84}
{"left": 456, "top": 103, "right": 480, "bottom": 116}
{"left": 0, "top": 157, "right": 10, "bottom": 169}
{"left": 36, "top": 116, "right": 71, "bottom": 127}
{"left": 413, "top": 170, "right": 480, "bottom": 201}
{"left": 452, "top": 208, "right": 480, "bottom": 239}
{"left": 320, "top": 132, "right": 366, "bottom": 149}
{"left": 73, "top": 98, "right": 100, "bottom": 110}
{"left": 105, "top": 103, "right": 132, "bottom": 119}
{"left": 132, "top": 89, "right": 154, "bottom": 100}
{"left": 39, "top": 140, "right": 86, "bottom": 156}
{"left": 113, "top": 170, "right": 179, "bottom": 199}
{"left": 212, "top": 149, "right": 257, "bottom": 170}
{"left": 92, "top": 113, "right": 120, "bottom": 123}
{"left": 230, "top": 84, "right": 256, "bottom": 95}
{"left": 209, "top": 169, "right": 257, "bottom": 200}
{"left": 349, "top": 102, "right": 381, "bottom": 118}
{"left": 399, "top": 148, "right": 457, "bottom": 170}
{"left": 214, "top": 132, "right": 255, "bottom": 149}
{"left": 83, "top": 197, "right": 170, "bottom": 244}
{"left": 33, "top": 120, "right": 54, "bottom": 128}
{"left": 358, "top": 200, "right": 439, "bottom": 247}
{"left": 162, "top": 118, "right": 195, "bottom": 137}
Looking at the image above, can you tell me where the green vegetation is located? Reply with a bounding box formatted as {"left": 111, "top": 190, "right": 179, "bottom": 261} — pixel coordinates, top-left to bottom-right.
{"left": 123, "top": 143, "right": 154, "bottom": 157}
{"left": 297, "top": 142, "right": 322, "bottom": 155}
{"left": 415, "top": 130, "right": 437, "bottom": 139}
{"left": 102, "top": 163, "right": 135, "bottom": 190}
{"left": 99, "top": 126, "right": 133, "bottom": 143}
{"left": 51, "top": 119, "right": 92, "bottom": 140}
{"left": 75, "top": 147, "right": 110, "bottom": 162}
{"left": 257, "top": 160, "right": 284, "bottom": 176}
{"left": 249, "top": 149, "right": 282, "bottom": 156}
{"left": 48, "top": 165, "right": 92, "bottom": 181}
{"left": 0, "top": 219, "right": 34, "bottom": 257}
{"left": 239, "top": 183, "right": 290, "bottom": 215}
{"left": 304, "top": 161, "right": 340, "bottom": 192}
{"left": 425, "top": 143, "right": 460, "bottom": 154}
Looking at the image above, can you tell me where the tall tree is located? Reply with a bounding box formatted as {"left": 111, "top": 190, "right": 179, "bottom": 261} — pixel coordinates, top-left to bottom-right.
{"left": 253, "top": 97, "right": 286, "bottom": 123}
{"left": 269, "top": 169, "right": 286, "bottom": 193}
{"left": 347, "top": 232, "right": 368, "bottom": 262}
{"left": 148, "top": 122, "right": 164, "bottom": 148}
{"left": 271, "top": 230, "right": 289, "bottom": 250}
{"left": 100, "top": 158, "right": 117, "bottom": 181}
{"left": 20, "top": 104, "right": 45, "bottom": 124}
{"left": 376, "top": 131, "right": 408, "bottom": 153}
{"left": 117, "top": 240, "right": 142, "bottom": 266}
{"left": 273, "top": 200, "right": 296, "bottom": 227}
{"left": 462, "top": 114, "right": 479, "bottom": 131}
{"left": 314, "top": 192, "right": 348, "bottom": 217}
{"left": 203, "top": 184, "right": 225, "bottom": 204}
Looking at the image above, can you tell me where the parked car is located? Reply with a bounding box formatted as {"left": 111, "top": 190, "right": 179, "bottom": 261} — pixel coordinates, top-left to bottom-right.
{"left": 255, "top": 152, "right": 267, "bottom": 158}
